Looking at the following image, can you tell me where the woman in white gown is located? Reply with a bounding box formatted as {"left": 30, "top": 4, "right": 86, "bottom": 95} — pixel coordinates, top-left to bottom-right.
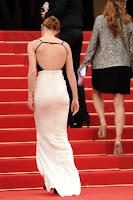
{"left": 27, "top": 16, "right": 81, "bottom": 197}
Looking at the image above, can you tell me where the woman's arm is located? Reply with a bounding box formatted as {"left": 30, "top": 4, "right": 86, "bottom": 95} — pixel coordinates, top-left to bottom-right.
{"left": 78, "top": 16, "right": 100, "bottom": 72}
{"left": 65, "top": 43, "right": 79, "bottom": 116}
{"left": 27, "top": 42, "right": 37, "bottom": 112}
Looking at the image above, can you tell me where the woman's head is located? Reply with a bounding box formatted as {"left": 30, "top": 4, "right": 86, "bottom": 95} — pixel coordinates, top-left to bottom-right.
{"left": 103, "top": 0, "right": 132, "bottom": 37}
{"left": 42, "top": 16, "right": 60, "bottom": 36}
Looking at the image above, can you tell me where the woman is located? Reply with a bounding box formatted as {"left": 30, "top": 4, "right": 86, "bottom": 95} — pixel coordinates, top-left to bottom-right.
{"left": 27, "top": 16, "right": 81, "bottom": 196}
{"left": 78, "top": 0, "right": 133, "bottom": 156}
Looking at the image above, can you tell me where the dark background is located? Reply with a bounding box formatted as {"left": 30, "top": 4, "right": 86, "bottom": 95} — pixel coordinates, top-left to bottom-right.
{"left": 0, "top": 0, "right": 132, "bottom": 31}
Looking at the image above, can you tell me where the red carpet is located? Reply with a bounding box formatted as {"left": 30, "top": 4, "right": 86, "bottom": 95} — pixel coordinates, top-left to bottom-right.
{"left": 0, "top": 31, "right": 133, "bottom": 198}
{"left": 1, "top": 187, "right": 133, "bottom": 200}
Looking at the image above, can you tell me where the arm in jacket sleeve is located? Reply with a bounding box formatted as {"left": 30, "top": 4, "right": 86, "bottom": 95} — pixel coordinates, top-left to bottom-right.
{"left": 45, "top": 0, "right": 68, "bottom": 19}
{"left": 78, "top": 16, "right": 100, "bottom": 71}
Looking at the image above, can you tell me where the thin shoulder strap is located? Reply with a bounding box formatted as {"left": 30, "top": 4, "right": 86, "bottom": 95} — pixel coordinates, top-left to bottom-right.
{"left": 35, "top": 39, "right": 43, "bottom": 53}
{"left": 61, "top": 41, "right": 67, "bottom": 51}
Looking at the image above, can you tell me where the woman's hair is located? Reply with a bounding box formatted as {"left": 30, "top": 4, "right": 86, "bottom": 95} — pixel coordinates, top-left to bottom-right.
{"left": 42, "top": 16, "right": 60, "bottom": 31}
{"left": 103, "top": 0, "right": 132, "bottom": 37}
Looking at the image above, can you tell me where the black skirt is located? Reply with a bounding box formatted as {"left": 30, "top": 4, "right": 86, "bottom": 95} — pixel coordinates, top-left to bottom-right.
{"left": 92, "top": 66, "right": 132, "bottom": 94}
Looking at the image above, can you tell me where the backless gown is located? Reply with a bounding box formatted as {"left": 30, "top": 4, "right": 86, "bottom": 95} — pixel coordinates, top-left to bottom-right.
{"left": 34, "top": 39, "right": 81, "bottom": 197}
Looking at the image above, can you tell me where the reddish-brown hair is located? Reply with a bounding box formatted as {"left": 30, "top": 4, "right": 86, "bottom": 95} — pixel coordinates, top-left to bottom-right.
{"left": 42, "top": 16, "right": 60, "bottom": 31}
{"left": 103, "top": 0, "right": 132, "bottom": 37}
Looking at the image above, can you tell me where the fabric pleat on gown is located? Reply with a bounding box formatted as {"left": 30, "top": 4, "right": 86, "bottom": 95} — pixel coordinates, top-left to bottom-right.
{"left": 34, "top": 70, "right": 81, "bottom": 197}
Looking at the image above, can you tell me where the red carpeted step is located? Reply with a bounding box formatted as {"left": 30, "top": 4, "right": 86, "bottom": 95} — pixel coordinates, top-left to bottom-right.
{"left": 74, "top": 156, "right": 119, "bottom": 171}
{"left": 86, "top": 67, "right": 92, "bottom": 76}
{"left": 0, "top": 89, "right": 133, "bottom": 102}
{"left": 0, "top": 66, "right": 28, "bottom": 77}
{"left": 4, "top": 31, "right": 90, "bottom": 42}
{"left": 1, "top": 77, "right": 133, "bottom": 90}
{"left": 0, "top": 115, "right": 35, "bottom": 129}
{"left": 0, "top": 174, "right": 43, "bottom": 190}
{"left": 80, "top": 171, "right": 133, "bottom": 186}
{"left": 119, "top": 156, "right": 133, "bottom": 169}
{"left": 1, "top": 170, "right": 133, "bottom": 189}
{"left": 0, "top": 90, "right": 28, "bottom": 102}
{"left": 0, "top": 114, "right": 132, "bottom": 128}
{"left": 14, "top": 43, "right": 28, "bottom": 54}
{"left": 0, "top": 128, "right": 93, "bottom": 143}
{"left": 0, "top": 55, "right": 24, "bottom": 65}
{"left": 83, "top": 31, "right": 92, "bottom": 41}
{"left": 0, "top": 31, "right": 4, "bottom": 41}
{"left": 81, "top": 43, "right": 88, "bottom": 53}
{"left": 0, "top": 102, "right": 32, "bottom": 115}
{"left": 0, "top": 128, "right": 133, "bottom": 143}
{"left": 4, "top": 31, "right": 41, "bottom": 42}
{"left": 106, "top": 141, "right": 133, "bottom": 155}
{"left": 0, "top": 156, "right": 119, "bottom": 173}
{"left": 93, "top": 127, "right": 133, "bottom": 140}
{"left": 0, "top": 141, "right": 107, "bottom": 157}
{"left": 0, "top": 101, "right": 133, "bottom": 115}
{"left": 0, "top": 129, "right": 36, "bottom": 142}
{"left": 0, "top": 78, "right": 27, "bottom": 89}
{"left": 0, "top": 141, "right": 133, "bottom": 158}
{"left": 0, "top": 43, "right": 14, "bottom": 53}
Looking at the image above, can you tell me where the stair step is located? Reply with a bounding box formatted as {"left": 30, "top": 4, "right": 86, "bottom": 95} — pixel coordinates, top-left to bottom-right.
{"left": 0, "top": 55, "right": 25, "bottom": 65}
{"left": 1, "top": 101, "right": 133, "bottom": 115}
{"left": 0, "top": 43, "right": 14, "bottom": 53}
{"left": 3, "top": 31, "right": 91, "bottom": 42}
{"left": 0, "top": 141, "right": 107, "bottom": 157}
{"left": 0, "top": 128, "right": 93, "bottom": 143}
{"left": 0, "top": 156, "right": 121, "bottom": 173}
{"left": 0, "top": 141, "right": 133, "bottom": 157}
{"left": 0, "top": 65, "right": 28, "bottom": 77}
{"left": 0, "top": 128, "right": 133, "bottom": 143}
{"left": 0, "top": 31, "right": 4, "bottom": 41}
{"left": 0, "top": 90, "right": 133, "bottom": 102}
{"left": 0, "top": 170, "right": 133, "bottom": 190}
{"left": 4, "top": 31, "right": 41, "bottom": 42}
{"left": 0, "top": 114, "right": 132, "bottom": 128}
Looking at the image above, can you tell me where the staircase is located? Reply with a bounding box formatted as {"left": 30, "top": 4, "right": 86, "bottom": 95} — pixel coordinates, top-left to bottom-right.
{"left": 0, "top": 31, "right": 133, "bottom": 191}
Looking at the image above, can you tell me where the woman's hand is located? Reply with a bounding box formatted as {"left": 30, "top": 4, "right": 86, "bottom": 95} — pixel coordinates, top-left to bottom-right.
{"left": 71, "top": 99, "right": 79, "bottom": 116}
{"left": 77, "top": 69, "right": 84, "bottom": 86}
{"left": 131, "top": 77, "right": 133, "bottom": 82}
{"left": 27, "top": 96, "right": 35, "bottom": 112}
{"left": 41, "top": 9, "right": 47, "bottom": 19}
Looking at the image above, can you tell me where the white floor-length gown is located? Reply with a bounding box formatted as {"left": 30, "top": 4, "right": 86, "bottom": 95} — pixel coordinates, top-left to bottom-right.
{"left": 34, "top": 69, "right": 81, "bottom": 197}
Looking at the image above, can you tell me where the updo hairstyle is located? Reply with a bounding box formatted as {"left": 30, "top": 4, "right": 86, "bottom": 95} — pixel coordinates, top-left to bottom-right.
{"left": 42, "top": 16, "right": 60, "bottom": 31}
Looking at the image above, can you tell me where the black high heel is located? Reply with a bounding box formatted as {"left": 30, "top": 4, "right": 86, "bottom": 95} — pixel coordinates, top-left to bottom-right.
{"left": 54, "top": 188, "right": 58, "bottom": 194}
{"left": 70, "top": 122, "right": 83, "bottom": 128}
{"left": 86, "top": 120, "right": 90, "bottom": 128}
{"left": 43, "top": 185, "right": 52, "bottom": 190}
{"left": 43, "top": 185, "right": 46, "bottom": 190}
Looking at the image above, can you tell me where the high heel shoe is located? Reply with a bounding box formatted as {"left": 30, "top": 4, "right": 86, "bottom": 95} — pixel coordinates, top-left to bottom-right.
{"left": 43, "top": 185, "right": 46, "bottom": 190}
{"left": 43, "top": 185, "right": 52, "bottom": 191}
{"left": 98, "top": 124, "right": 106, "bottom": 138}
{"left": 54, "top": 188, "right": 58, "bottom": 194}
{"left": 114, "top": 139, "right": 123, "bottom": 156}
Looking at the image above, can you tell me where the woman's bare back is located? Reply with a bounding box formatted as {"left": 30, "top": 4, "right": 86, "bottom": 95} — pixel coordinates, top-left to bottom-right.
{"left": 32, "top": 36, "right": 68, "bottom": 71}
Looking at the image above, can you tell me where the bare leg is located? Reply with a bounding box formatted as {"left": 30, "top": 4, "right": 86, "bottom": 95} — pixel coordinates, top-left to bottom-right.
{"left": 92, "top": 90, "right": 106, "bottom": 138}
{"left": 113, "top": 93, "right": 125, "bottom": 155}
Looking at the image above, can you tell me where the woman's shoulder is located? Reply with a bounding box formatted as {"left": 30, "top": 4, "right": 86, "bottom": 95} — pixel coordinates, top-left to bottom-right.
{"left": 95, "top": 15, "right": 105, "bottom": 22}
